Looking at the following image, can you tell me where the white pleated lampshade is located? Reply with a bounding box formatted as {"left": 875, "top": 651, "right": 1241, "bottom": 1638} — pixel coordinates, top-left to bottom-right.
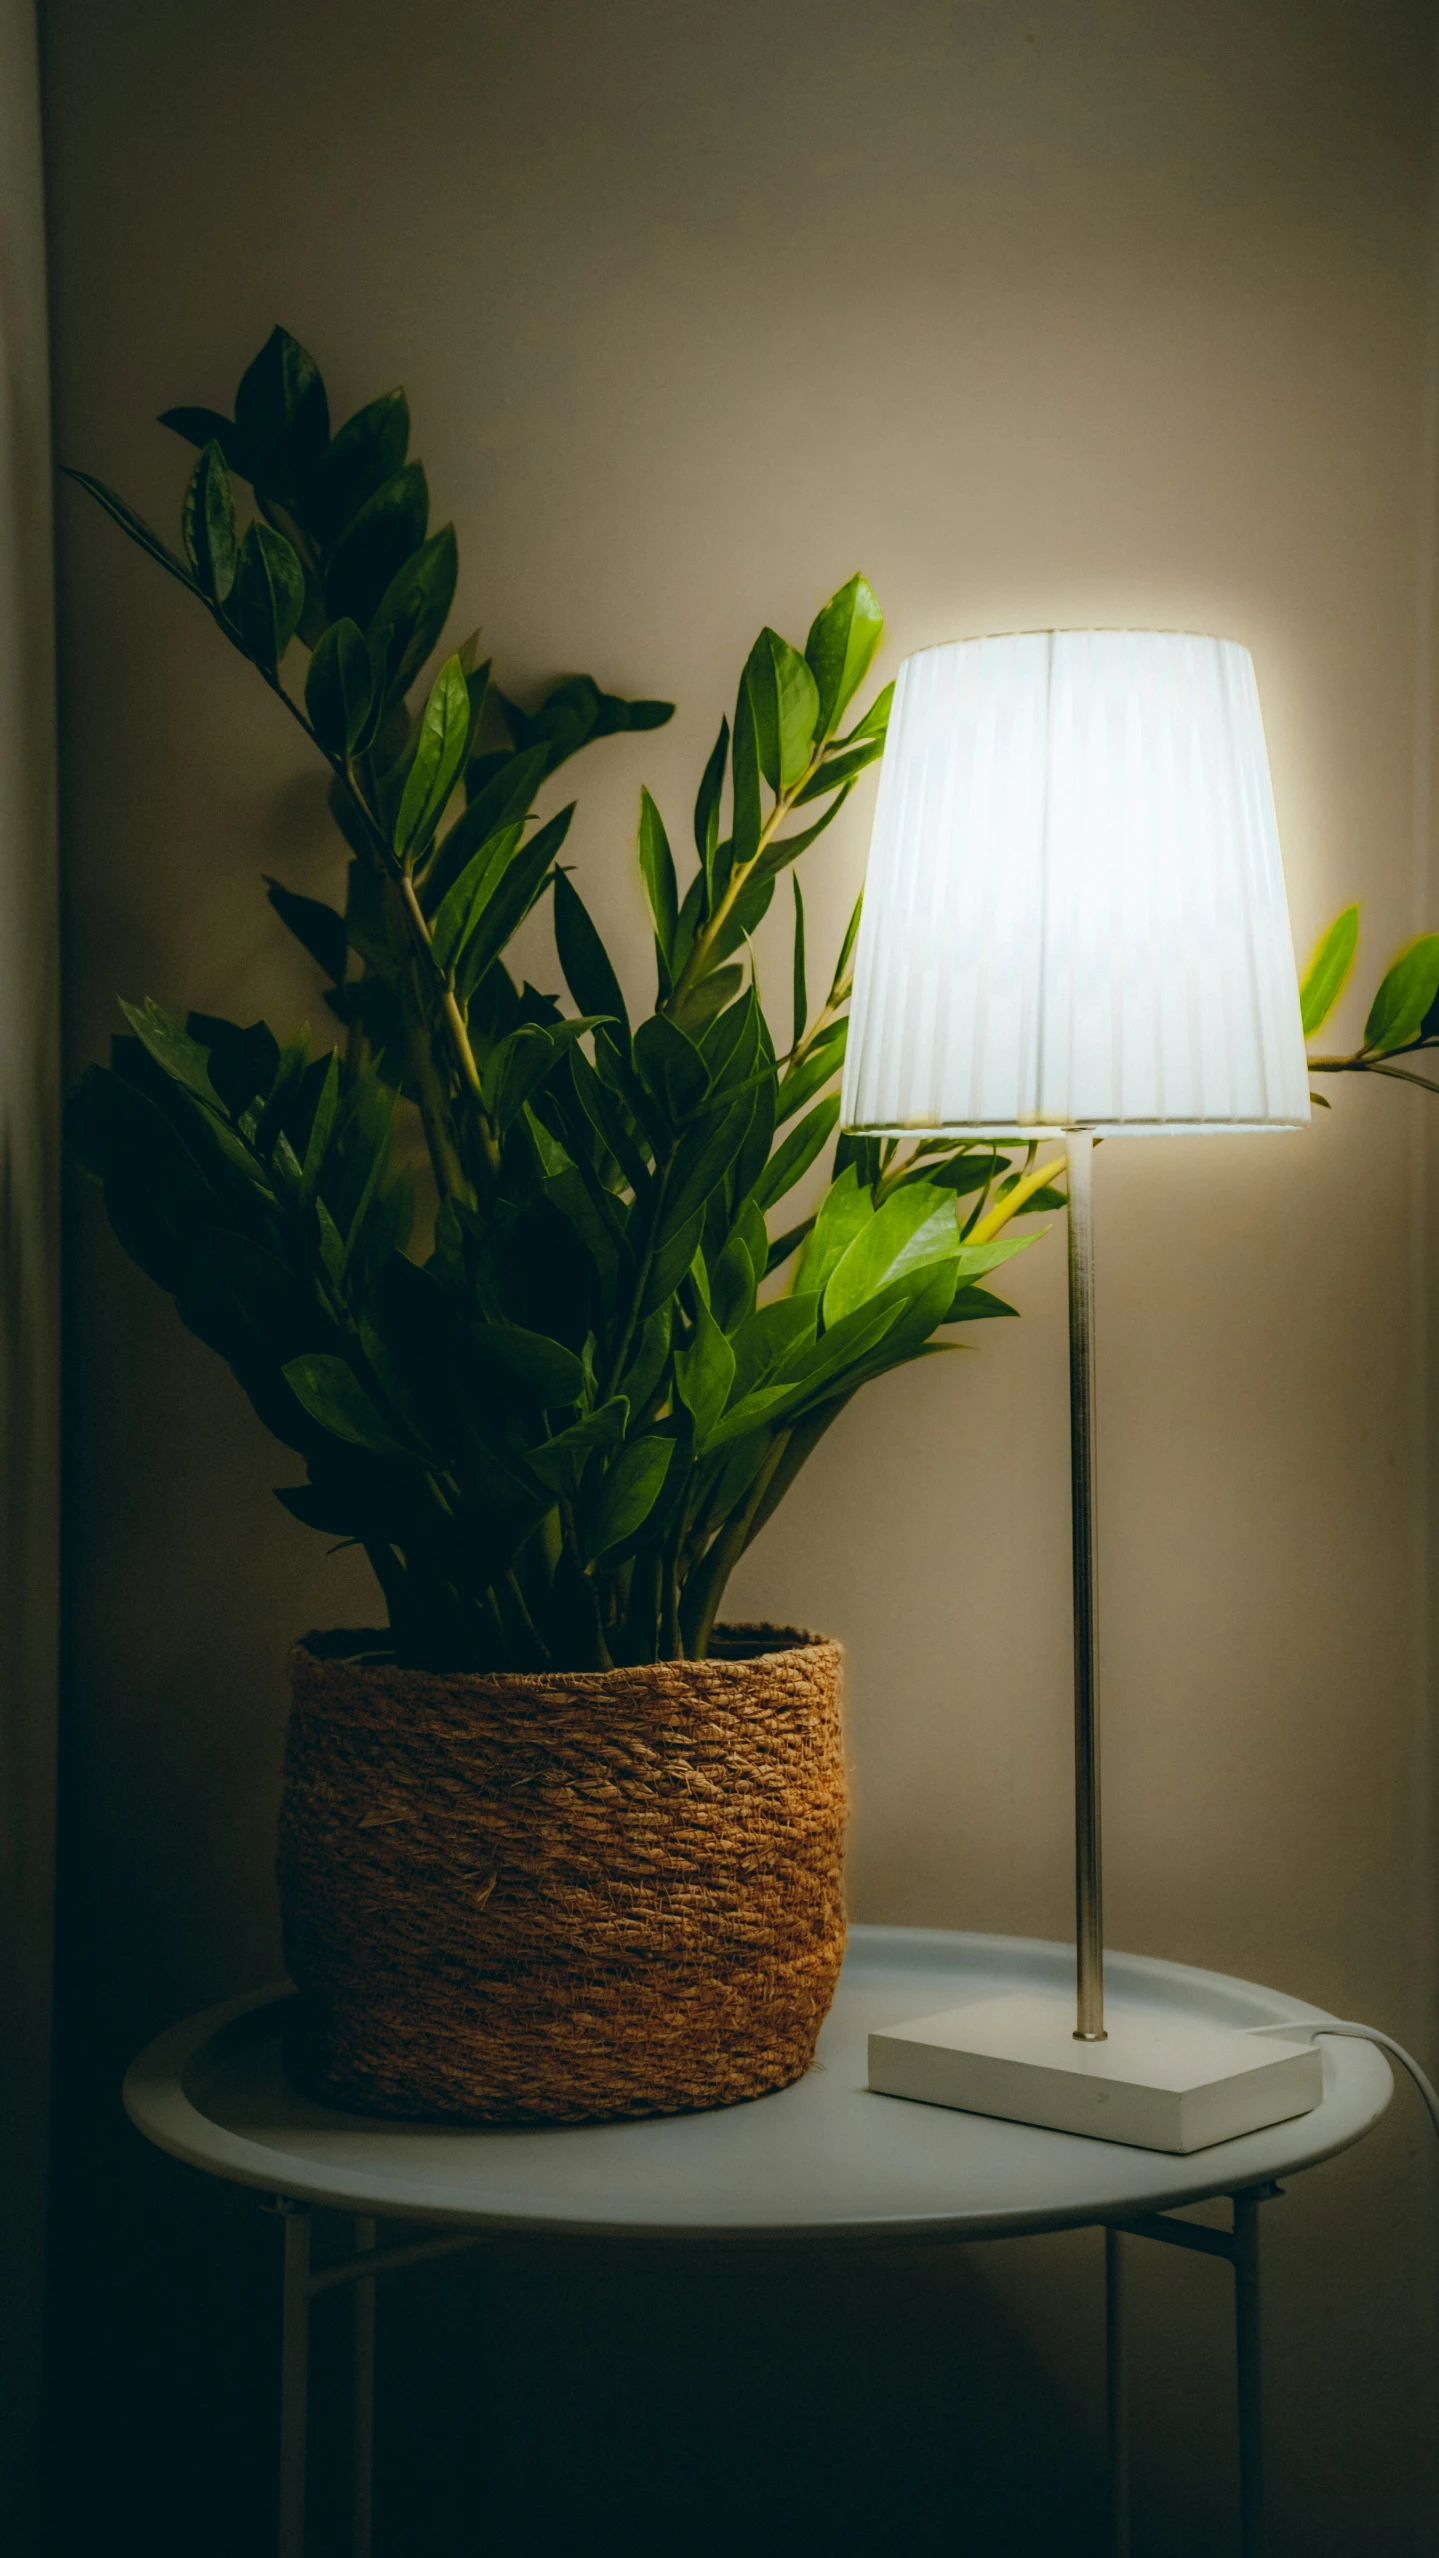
{"left": 840, "top": 630, "right": 1310, "bottom": 1136}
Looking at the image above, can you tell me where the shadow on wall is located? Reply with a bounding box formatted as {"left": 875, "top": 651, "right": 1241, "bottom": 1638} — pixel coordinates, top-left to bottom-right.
{"left": 44, "top": 2167, "right": 1103, "bottom": 2556}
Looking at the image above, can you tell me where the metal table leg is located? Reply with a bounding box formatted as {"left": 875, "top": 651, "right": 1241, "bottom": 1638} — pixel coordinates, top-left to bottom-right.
{"left": 1233, "top": 2192, "right": 1264, "bottom": 2558}
{"left": 353, "top": 2218, "right": 377, "bottom": 2558}
{"left": 1106, "top": 2226, "right": 1131, "bottom": 2558}
{"left": 279, "top": 2207, "right": 312, "bottom": 2558}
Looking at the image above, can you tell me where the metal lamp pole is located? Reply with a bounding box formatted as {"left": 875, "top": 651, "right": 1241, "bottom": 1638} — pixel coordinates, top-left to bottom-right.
{"left": 1066, "top": 1129, "right": 1105, "bottom": 2042}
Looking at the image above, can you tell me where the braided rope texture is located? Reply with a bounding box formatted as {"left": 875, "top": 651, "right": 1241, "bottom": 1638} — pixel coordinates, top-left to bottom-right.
{"left": 277, "top": 1623, "right": 848, "bottom": 2124}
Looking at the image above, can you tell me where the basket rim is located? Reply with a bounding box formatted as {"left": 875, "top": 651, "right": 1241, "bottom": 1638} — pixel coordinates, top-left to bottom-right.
{"left": 292, "top": 1620, "right": 841, "bottom": 1690}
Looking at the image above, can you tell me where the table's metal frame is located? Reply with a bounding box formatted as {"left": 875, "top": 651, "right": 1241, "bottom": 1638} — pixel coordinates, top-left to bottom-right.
{"left": 268, "top": 2174, "right": 1283, "bottom": 2558}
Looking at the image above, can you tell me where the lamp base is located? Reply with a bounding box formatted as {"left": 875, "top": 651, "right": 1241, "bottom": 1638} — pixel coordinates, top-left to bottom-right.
{"left": 868, "top": 1994, "right": 1323, "bottom": 2153}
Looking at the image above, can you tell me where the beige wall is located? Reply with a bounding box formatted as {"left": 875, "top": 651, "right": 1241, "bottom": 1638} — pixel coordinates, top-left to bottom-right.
{"left": 43, "top": 2, "right": 1439, "bottom": 2549}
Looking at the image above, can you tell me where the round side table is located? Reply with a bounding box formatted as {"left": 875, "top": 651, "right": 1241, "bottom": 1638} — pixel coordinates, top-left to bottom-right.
{"left": 124, "top": 1926, "right": 1392, "bottom": 2558}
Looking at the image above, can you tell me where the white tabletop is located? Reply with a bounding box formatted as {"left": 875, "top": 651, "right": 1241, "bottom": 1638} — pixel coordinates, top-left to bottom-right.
{"left": 123, "top": 1926, "right": 1391, "bottom": 2245}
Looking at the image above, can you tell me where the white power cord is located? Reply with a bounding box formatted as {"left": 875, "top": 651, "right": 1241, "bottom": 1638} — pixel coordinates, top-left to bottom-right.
{"left": 1243, "top": 2018, "right": 1439, "bottom": 2142}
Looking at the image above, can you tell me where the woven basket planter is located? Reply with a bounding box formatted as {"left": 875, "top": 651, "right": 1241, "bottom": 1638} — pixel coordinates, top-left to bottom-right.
{"left": 276, "top": 1622, "right": 847, "bottom": 2125}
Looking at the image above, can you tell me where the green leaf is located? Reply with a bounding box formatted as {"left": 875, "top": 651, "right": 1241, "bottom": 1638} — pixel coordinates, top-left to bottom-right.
{"left": 744, "top": 626, "right": 820, "bottom": 794}
{"left": 834, "top": 680, "right": 894, "bottom": 751}
{"left": 308, "top": 389, "right": 410, "bottom": 550}
{"left": 118, "top": 998, "right": 221, "bottom": 1106}
{"left": 553, "top": 871, "right": 631, "bottom": 1042}
{"left": 1300, "top": 906, "right": 1360, "bottom": 1038}
{"left": 304, "top": 618, "right": 374, "bottom": 757}
{"left": 454, "top": 808, "right": 573, "bottom": 1005}
{"left": 61, "top": 468, "right": 201, "bottom": 596}
{"left": 1363, "top": 933, "right": 1439, "bottom": 1054}
{"left": 776, "top": 1018, "right": 847, "bottom": 1124}
{"left": 945, "top": 1283, "right": 1019, "bottom": 1323}
{"left": 634, "top": 1014, "right": 709, "bottom": 1126}
{"left": 753, "top": 1094, "right": 839, "bottom": 1211}
{"left": 231, "top": 521, "right": 304, "bottom": 674}
{"left": 730, "top": 675, "right": 763, "bottom": 874}
{"left": 709, "top": 1229, "right": 756, "bottom": 1334}
{"left": 425, "top": 746, "right": 548, "bottom": 909}
{"left": 762, "top": 785, "right": 856, "bottom": 879}
{"left": 181, "top": 441, "right": 237, "bottom": 603}
{"left": 430, "top": 823, "right": 524, "bottom": 972}
{"left": 300, "top": 1052, "right": 341, "bottom": 1200}
{"left": 365, "top": 525, "right": 459, "bottom": 706}
{"left": 587, "top": 1434, "right": 675, "bottom": 1559}
{"left": 233, "top": 326, "right": 329, "bottom": 493}
{"left": 822, "top": 1182, "right": 960, "bottom": 1327}
{"left": 638, "top": 787, "right": 678, "bottom": 964}
{"left": 393, "top": 655, "right": 471, "bottom": 856}
{"left": 282, "top": 1353, "right": 412, "bottom": 1458}
{"left": 804, "top": 575, "right": 884, "bottom": 740}
{"left": 675, "top": 1300, "right": 736, "bottom": 1440}
{"left": 325, "top": 463, "right": 429, "bottom": 631}
{"left": 729, "top": 1297, "right": 819, "bottom": 1403}
{"left": 794, "top": 1163, "right": 872, "bottom": 1299}
{"left": 792, "top": 732, "right": 887, "bottom": 806}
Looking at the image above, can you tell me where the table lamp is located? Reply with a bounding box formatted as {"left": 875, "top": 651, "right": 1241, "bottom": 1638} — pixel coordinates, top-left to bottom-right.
{"left": 844, "top": 629, "right": 1325, "bottom": 2151}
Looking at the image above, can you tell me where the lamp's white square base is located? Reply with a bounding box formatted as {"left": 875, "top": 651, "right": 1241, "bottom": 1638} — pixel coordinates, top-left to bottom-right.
{"left": 868, "top": 1994, "right": 1324, "bottom": 2153}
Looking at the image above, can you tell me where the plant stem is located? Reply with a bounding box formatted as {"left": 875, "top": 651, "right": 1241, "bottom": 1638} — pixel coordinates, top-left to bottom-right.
{"left": 679, "top": 1432, "right": 791, "bottom": 1657}
{"left": 667, "top": 749, "right": 826, "bottom": 1013}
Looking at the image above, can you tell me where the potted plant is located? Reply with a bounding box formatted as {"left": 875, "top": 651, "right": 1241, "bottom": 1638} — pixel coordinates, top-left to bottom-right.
{"left": 67, "top": 329, "right": 1065, "bottom": 2123}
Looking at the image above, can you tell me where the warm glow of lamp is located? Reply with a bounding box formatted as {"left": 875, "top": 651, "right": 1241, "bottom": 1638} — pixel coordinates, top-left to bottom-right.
{"left": 848, "top": 630, "right": 1323, "bottom": 2151}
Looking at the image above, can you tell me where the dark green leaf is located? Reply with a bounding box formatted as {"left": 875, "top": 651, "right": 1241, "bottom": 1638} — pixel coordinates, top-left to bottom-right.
{"left": 675, "top": 1301, "right": 735, "bottom": 1440}
{"left": 61, "top": 468, "right": 201, "bottom": 596}
{"left": 791, "top": 876, "right": 808, "bottom": 1047}
{"left": 668, "top": 963, "right": 744, "bottom": 1037}
{"left": 365, "top": 525, "right": 458, "bottom": 706}
{"left": 157, "top": 406, "right": 254, "bottom": 477}
{"left": 118, "top": 998, "right": 221, "bottom": 1106}
{"left": 455, "top": 808, "right": 573, "bottom": 1006}
{"left": 553, "top": 870, "right": 631, "bottom": 1042}
{"left": 945, "top": 1284, "right": 1019, "bottom": 1323}
{"left": 634, "top": 1014, "right": 709, "bottom": 1126}
{"left": 638, "top": 787, "right": 678, "bottom": 964}
{"left": 473, "top": 1322, "right": 584, "bottom": 1407}
{"left": 430, "top": 824, "right": 524, "bottom": 973}
{"left": 526, "top": 1398, "right": 629, "bottom": 1496}
{"left": 754, "top": 1094, "right": 840, "bottom": 1211}
{"left": 730, "top": 676, "right": 762, "bottom": 875}
{"left": 185, "top": 1014, "right": 280, "bottom": 1118}
{"left": 231, "top": 521, "right": 304, "bottom": 674}
{"left": 586, "top": 1433, "right": 675, "bottom": 1560}
{"left": 308, "top": 389, "right": 410, "bottom": 550}
{"left": 1364, "top": 933, "right": 1439, "bottom": 1054}
{"left": 233, "top": 328, "right": 329, "bottom": 489}
{"left": 181, "top": 441, "right": 237, "bottom": 603}
{"left": 1300, "top": 905, "right": 1360, "bottom": 1037}
{"left": 776, "top": 1018, "right": 846, "bottom": 1123}
{"left": 282, "top": 1353, "right": 412, "bottom": 1458}
{"left": 708, "top": 1229, "right": 756, "bottom": 1335}
{"left": 693, "top": 719, "right": 729, "bottom": 892}
{"left": 304, "top": 618, "right": 374, "bottom": 757}
{"left": 324, "top": 463, "right": 429, "bottom": 631}
{"left": 425, "top": 746, "right": 548, "bottom": 909}
{"left": 804, "top": 574, "right": 884, "bottom": 739}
